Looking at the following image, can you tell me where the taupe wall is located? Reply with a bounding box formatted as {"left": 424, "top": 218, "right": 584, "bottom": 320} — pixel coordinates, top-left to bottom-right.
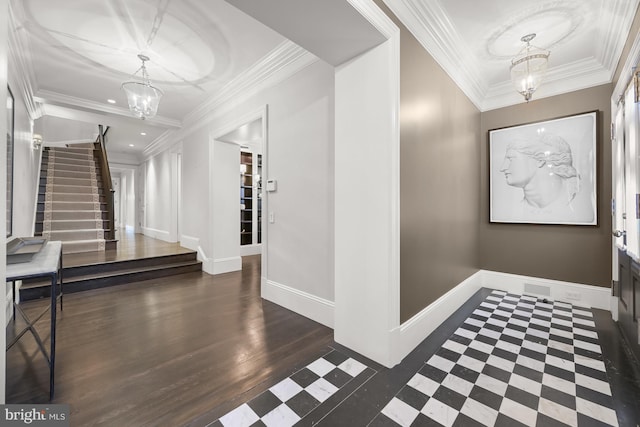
{"left": 480, "top": 85, "right": 613, "bottom": 287}
{"left": 377, "top": 2, "right": 482, "bottom": 322}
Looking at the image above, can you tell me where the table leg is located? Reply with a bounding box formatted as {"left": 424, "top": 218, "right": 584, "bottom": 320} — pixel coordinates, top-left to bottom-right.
{"left": 49, "top": 272, "right": 57, "bottom": 401}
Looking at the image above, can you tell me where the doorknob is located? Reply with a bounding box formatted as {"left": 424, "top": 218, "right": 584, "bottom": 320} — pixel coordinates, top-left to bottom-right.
{"left": 613, "top": 230, "right": 625, "bottom": 237}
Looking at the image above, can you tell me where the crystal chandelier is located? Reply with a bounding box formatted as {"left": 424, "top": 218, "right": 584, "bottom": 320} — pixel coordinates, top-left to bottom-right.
{"left": 510, "top": 34, "right": 550, "bottom": 102}
{"left": 122, "top": 54, "right": 164, "bottom": 120}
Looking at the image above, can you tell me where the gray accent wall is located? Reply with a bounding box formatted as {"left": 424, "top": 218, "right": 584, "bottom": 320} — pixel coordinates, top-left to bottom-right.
{"left": 377, "top": 2, "right": 482, "bottom": 322}
{"left": 479, "top": 85, "right": 613, "bottom": 287}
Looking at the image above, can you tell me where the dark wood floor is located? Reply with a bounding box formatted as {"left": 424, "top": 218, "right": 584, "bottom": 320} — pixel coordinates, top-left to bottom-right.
{"left": 63, "top": 231, "right": 195, "bottom": 267}
{"left": 6, "top": 250, "right": 334, "bottom": 426}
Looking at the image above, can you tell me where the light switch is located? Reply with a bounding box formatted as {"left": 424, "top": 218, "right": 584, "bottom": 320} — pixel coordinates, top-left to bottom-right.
{"left": 268, "top": 212, "right": 275, "bottom": 223}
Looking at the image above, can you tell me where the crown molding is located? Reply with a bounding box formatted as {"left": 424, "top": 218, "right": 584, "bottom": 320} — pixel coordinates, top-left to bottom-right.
{"left": 8, "top": 2, "right": 40, "bottom": 120}
{"left": 181, "top": 40, "right": 314, "bottom": 130}
{"left": 596, "top": 0, "right": 640, "bottom": 78}
{"left": 382, "top": 0, "right": 486, "bottom": 111}
{"left": 612, "top": 8, "right": 640, "bottom": 103}
{"left": 34, "top": 89, "right": 181, "bottom": 128}
{"left": 347, "top": 0, "right": 398, "bottom": 39}
{"left": 143, "top": 41, "right": 318, "bottom": 159}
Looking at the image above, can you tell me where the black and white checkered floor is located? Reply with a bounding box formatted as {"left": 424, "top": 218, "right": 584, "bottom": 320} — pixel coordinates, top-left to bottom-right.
{"left": 372, "top": 290, "right": 619, "bottom": 426}
{"left": 210, "top": 349, "right": 372, "bottom": 426}
{"left": 210, "top": 290, "right": 635, "bottom": 427}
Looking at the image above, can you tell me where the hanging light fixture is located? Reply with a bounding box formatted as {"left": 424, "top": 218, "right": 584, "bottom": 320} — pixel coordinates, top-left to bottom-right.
{"left": 121, "top": 54, "right": 164, "bottom": 120}
{"left": 510, "top": 33, "right": 550, "bottom": 102}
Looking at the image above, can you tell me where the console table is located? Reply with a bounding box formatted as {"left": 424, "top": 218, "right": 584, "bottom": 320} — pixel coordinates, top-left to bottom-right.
{"left": 6, "top": 240, "right": 63, "bottom": 400}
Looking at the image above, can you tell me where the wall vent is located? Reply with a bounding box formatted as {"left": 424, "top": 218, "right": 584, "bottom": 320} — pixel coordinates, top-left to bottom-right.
{"left": 524, "top": 283, "right": 551, "bottom": 297}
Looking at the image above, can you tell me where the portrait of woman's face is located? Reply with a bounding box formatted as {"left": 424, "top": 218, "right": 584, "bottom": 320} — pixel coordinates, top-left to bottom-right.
{"left": 500, "top": 149, "right": 539, "bottom": 188}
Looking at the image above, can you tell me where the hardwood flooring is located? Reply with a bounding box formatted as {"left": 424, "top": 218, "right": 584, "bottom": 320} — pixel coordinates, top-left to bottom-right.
{"left": 62, "top": 231, "right": 194, "bottom": 268}
{"left": 6, "top": 254, "right": 334, "bottom": 426}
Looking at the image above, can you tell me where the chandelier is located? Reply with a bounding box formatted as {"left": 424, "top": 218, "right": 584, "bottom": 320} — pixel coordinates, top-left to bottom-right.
{"left": 510, "top": 34, "right": 550, "bottom": 102}
{"left": 121, "top": 54, "right": 164, "bottom": 120}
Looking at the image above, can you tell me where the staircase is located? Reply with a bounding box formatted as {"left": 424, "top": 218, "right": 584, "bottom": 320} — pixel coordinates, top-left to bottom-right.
{"left": 35, "top": 146, "right": 115, "bottom": 254}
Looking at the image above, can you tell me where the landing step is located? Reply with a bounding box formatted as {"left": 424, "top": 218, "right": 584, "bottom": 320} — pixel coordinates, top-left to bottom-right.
{"left": 20, "top": 259, "right": 202, "bottom": 300}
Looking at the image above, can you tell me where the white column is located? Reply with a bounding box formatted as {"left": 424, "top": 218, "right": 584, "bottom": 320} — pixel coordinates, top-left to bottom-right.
{"left": 334, "top": 33, "right": 401, "bottom": 367}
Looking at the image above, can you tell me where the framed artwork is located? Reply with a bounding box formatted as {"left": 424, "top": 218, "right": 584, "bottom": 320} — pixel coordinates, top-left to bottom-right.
{"left": 6, "top": 85, "right": 14, "bottom": 237}
{"left": 489, "top": 111, "right": 597, "bottom": 225}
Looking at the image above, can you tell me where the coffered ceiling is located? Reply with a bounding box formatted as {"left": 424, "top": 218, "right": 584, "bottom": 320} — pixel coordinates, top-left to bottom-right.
{"left": 7, "top": 0, "right": 640, "bottom": 158}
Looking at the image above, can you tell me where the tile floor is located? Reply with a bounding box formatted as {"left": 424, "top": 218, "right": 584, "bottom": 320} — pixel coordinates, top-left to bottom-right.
{"left": 202, "top": 289, "right": 640, "bottom": 427}
{"left": 372, "top": 290, "right": 619, "bottom": 426}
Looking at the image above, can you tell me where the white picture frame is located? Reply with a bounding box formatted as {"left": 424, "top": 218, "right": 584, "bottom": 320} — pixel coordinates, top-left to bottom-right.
{"left": 489, "top": 111, "right": 597, "bottom": 225}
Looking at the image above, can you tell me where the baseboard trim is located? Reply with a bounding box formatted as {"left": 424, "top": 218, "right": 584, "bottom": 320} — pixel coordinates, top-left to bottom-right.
{"left": 142, "top": 227, "right": 173, "bottom": 242}
{"left": 180, "top": 235, "right": 199, "bottom": 251}
{"left": 262, "top": 278, "right": 334, "bottom": 328}
{"left": 389, "top": 269, "right": 612, "bottom": 366}
{"left": 211, "top": 256, "right": 242, "bottom": 275}
{"left": 390, "top": 271, "right": 483, "bottom": 365}
{"left": 480, "top": 270, "right": 611, "bottom": 311}
{"left": 240, "top": 244, "right": 262, "bottom": 256}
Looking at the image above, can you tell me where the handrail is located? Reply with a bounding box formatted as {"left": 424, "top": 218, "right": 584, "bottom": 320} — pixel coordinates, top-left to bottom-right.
{"left": 96, "top": 125, "right": 115, "bottom": 241}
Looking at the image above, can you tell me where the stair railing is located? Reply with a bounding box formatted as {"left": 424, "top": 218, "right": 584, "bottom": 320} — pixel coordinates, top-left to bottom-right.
{"left": 95, "top": 125, "right": 116, "bottom": 241}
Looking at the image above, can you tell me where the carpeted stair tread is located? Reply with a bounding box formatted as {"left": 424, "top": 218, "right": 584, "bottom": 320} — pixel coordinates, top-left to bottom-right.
{"left": 37, "top": 146, "right": 111, "bottom": 254}
{"left": 39, "top": 210, "right": 106, "bottom": 221}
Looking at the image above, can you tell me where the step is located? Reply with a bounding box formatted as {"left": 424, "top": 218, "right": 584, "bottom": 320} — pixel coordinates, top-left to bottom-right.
{"left": 41, "top": 169, "right": 97, "bottom": 180}
{"left": 35, "top": 219, "right": 109, "bottom": 232}
{"left": 39, "top": 184, "right": 101, "bottom": 194}
{"left": 47, "top": 150, "right": 95, "bottom": 161}
{"left": 63, "top": 252, "right": 199, "bottom": 278}
{"left": 38, "top": 201, "right": 106, "bottom": 211}
{"left": 42, "top": 161, "right": 96, "bottom": 173}
{"left": 20, "top": 259, "right": 202, "bottom": 300}
{"left": 36, "top": 210, "right": 108, "bottom": 221}
{"left": 38, "top": 193, "right": 106, "bottom": 203}
{"left": 42, "top": 229, "right": 107, "bottom": 241}
{"left": 43, "top": 176, "right": 101, "bottom": 187}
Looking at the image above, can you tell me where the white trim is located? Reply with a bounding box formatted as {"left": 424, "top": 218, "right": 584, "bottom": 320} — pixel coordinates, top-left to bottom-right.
{"left": 382, "top": 0, "right": 485, "bottom": 110}
{"left": 240, "top": 244, "right": 261, "bottom": 256}
{"left": 143, "top": 42, "right": 316, "bottom": 160}
{"left": 612, "top": 12, "right": 640, "bottom": 102}
{"left": 181, "top": 235, "right": 212, "bottom": 272}
{"left": 211, "top": 256, "right": 242, "bottom": 275}
{"left": 7, "top": 1, "right": 39, "bottom": 120}
{"left": 141, "top": 226, "right": 173, "bottom": 242}
{"left": 262, "top": 279, "right": 334, "bottom": 328}
{"left": 390, "top": 272, "right": 483, "bottom": 365}
{"left": 386, "top": 0, "right": 637, "bottom": 112}
{"left": 180, "top": 234, "right": 199, "bottom": 252}
{"left": 610, "top": 296, "right": 619, "bottom": 321}
{"left": 390, "top": 270, "right": 612, "bottom": 366}
{"left": 34, "top": 90, "right": 181, "bottom": 128}
{"left": 480, "top": 270, "right": 612, "bottom": 311}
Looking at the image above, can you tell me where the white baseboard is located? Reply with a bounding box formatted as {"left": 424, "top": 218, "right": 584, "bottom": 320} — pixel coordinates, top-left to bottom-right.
{"left": 240, "top": 244, "right": 262, "bottom": 256}
{"left": 610, "top": 296, "right": 619, "bottom": 321}
{"left": 390, "top": 271, "right": 483, "bottom": 365}
{"left": 480, "top": 270, "right": 612, "bottom": 311}
{"left": 389, "top": 269, "right": 613, "bottom": 366}
{"left": 180, "top": 234, "right": 199, "bottom": 251}
{"left": 262, "top": 278, "right": 334, "bottom": 328}
{"left": 142, "top": 227, "right": 173, "bottom": 242}
{"left": 209, "top": 256, "right": 242, "bottom": 275}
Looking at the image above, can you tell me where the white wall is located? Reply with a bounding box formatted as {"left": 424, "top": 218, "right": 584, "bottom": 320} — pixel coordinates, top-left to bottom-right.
{"left": 210, "top": 140, "right": 241, "bottom": 273}
{"left": 1, "top": 0, "right": 9, "bottom": 403}
{"left": 148, "top": 59, "right": 336, "bottom": 323}
{"left": 9, "top": 66, "right": 40, "bottom": 238}
{"left": 334, "top": 37, "right": 400, "bottom": 367}
{"left": 142, "top": 149, "right": 174, "bottom": 241}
